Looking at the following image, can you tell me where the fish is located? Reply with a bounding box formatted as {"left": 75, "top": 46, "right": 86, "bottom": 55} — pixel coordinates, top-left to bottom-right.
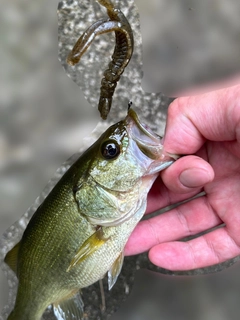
{"left": 67, "top": 0, "right": 134, "bottom": 120}
{"left": 4, "top": 108, "right": 175, "bottom": 320}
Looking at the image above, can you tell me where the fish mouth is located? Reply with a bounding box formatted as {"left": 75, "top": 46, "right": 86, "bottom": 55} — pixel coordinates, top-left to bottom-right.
{"left": 126, "top": 109, "right": 175, "bottom": 170}
{"left": 127, "top": 109, "right": 161, "bottom": 145}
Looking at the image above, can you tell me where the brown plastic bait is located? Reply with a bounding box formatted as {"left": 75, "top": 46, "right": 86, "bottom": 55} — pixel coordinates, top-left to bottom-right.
{"left": 67, "top": 0, "right": 134, "bottom": 120}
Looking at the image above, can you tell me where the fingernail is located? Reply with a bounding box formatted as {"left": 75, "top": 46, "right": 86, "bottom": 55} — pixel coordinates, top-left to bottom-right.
{"left": 179, "top": 168, "right": 212, "bottom": 188}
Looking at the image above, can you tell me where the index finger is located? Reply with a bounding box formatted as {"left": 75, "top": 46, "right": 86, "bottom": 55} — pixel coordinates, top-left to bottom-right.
{"left": 164, "top": 84, "right": 240, "bottom": 155}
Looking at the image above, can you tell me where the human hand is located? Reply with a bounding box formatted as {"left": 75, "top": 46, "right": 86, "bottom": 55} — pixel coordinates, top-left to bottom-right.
{"left": 125, "top": 84, "right": 240, "bottom": 271}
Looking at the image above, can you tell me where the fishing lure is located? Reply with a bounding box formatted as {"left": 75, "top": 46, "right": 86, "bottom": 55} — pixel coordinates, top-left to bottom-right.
{"left": 67, "top": 0, "right": 134, "bottom": 120}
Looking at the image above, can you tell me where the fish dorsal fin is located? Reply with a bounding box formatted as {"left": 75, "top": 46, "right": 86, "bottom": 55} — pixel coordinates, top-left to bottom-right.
{"left": 67, "top": 228, "right": 108, "bottom": 272}
{"left": 53, "top": 291, "right": 84, "bottom": 320}
{"left": 4, "top": 241, "right": 21, "bottom": 274}
{"left": 108, "top": 251, "right": 124, "bottom": 290}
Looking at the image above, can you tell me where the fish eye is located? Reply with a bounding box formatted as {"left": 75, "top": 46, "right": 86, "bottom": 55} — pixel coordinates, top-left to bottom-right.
{"left": 101, "top": 140, "right": 120, "bottom": 159}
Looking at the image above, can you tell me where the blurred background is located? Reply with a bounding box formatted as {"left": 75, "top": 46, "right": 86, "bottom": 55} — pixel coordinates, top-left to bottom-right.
{"left": 0, "top": 0, "right": 240, "bottom": 319}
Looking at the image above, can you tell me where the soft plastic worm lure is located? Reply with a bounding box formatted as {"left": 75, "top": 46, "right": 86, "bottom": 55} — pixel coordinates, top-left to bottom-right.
{"left": 67, "top": 0, "right": 134, "bottom": 120}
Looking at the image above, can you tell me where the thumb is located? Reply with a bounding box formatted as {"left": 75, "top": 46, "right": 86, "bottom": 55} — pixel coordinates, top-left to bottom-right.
{"left": 161, "top": 155, "right": 214, "bottom": 194}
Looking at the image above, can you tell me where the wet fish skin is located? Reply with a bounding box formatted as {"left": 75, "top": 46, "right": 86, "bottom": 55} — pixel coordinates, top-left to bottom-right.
{"left": 5, "top": 109, "right": 175, "bottom": 320}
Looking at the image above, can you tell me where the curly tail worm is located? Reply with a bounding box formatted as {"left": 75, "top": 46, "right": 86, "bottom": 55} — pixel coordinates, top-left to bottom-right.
{"left": 67, "top": 0, "right": 134, "bottom": 120}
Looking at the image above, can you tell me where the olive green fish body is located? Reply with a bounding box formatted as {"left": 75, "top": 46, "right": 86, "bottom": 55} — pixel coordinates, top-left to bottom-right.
{"left": 5, "top": 109, "right": 175, "bottom": 320}
{"left": 8, "top": 161, "right": 94, "bottom": 319}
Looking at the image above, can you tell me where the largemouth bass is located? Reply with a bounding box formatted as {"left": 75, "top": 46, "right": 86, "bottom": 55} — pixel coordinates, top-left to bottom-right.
{"left": 4, "top": 109, "right": 175, "bottom": 320}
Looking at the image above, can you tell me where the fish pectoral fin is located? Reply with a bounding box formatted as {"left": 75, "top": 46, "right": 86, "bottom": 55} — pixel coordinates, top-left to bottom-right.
{"left": 108, "top": 251, "right": 124, "bottom": 290}
{"left": 67, "top": 228, "right": 108, "bottom": 272}
{"left": 4, "top": 240, "right": 21, "bottom": 274}
{"left": 53, "top": 291, "right": 84, "bottom": 320}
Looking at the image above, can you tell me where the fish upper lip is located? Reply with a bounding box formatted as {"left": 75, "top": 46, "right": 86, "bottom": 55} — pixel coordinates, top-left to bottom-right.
{"left": 127, "top": 109, "right": 162, "bottom": 142}
{"left": 126, "top": 108, "right": 165, "bottom": 160}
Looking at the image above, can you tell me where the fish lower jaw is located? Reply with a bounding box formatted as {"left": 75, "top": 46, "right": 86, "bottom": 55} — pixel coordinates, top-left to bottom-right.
{"left": 147, "top": 159, "right": 174, "bottom": 175}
